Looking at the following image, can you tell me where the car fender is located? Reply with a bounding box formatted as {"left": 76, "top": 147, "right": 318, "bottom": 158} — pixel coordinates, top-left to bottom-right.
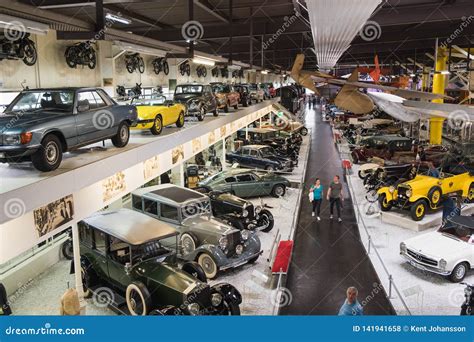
{"left": 245, "top": 233, "right": 262, "bottom": 253}
{"left": 211, "top": 283, "right": 242, "bottom": 305}
{"left": 408, "top": 194, "right": 429, "bottom": 205}
{"left": 194, "top": 244, "right": 227, "bottom": 268}
{"left": 462, "top": 179, "right": 474, "bottom": 197}
{"left": 377, "top": 187, "right": 395, "bottom": 201}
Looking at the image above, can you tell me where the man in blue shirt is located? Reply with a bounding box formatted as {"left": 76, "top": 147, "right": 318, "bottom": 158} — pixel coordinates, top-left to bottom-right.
{"left": 338, "top": 287, "right": 363, "bottom": 316}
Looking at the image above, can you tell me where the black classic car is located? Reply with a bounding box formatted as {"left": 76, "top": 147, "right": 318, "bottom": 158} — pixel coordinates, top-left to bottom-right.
{"left": 207, "top": 191, "right": 274, "bottom": 232}
{"left": 234, "top": 84, "right": 252, "bottom": 107}
{"left": 0, "top": 88, "right": 137, "bottom": 171}
{"left": 226, "top": 145, "right": 294, "bottom": 172}
{"left": 173, "top": 83, "right": 218, "bottom": 121}
{"left": 76, "top": 209, "right": 242, "bottom": 315}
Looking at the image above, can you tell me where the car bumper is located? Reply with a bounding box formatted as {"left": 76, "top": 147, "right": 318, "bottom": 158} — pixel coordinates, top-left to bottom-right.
{"left": 401, "top": 253, "right": 450, "bottom": 276}
{"left": 0, "top": 145, "right": 40, "bottom": 162}
{"left": 132, "top": 119, "right": 154, "bottom": 130}
{"left": 219, "top": 235, "right": 262, "bottom": 271}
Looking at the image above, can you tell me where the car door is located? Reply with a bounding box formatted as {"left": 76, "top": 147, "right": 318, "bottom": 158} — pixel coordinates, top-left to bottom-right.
{"left": 233, "top": 173, "right": 258, "bottom": 197}
{"left": 249, "top": 148, "right": 263, "bottom": 168}
{"left": 107, "top": 236, "right": 133, "bottom": 291}
{"left": 75, "top": 90, "right": 114, "bottom": 143}
{"left": 90, "top": 228, "right": 110, "bottom": 281}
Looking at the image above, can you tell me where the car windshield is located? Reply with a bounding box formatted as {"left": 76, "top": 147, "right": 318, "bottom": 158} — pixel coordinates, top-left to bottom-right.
{"left": 175, "top": 85, "right": 203, "bottom": 94}
{"left": 181, "top": 199, "right": 212, "bottom": 217}
{"left": 260, "top": 146, "right": 275, "bottom": 156}
{"left": 6, "top": 90, "right": 75, "bottom": 114}
{"left": 133, "top": 96, "right": 166, "bottom": 106}
{"left": 249, "top": 84, "right": 257, "bottom": 90}
{"left": 211, "top": 84, "right": 224, "bottom": 93}
{"left": 438, "top": 224, "right": 474, "bottom": 243}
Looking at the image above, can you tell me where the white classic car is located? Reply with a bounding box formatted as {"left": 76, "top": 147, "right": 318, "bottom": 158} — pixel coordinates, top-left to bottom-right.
{"left": 400, "top": 216, "right": 474, "bottom": 282}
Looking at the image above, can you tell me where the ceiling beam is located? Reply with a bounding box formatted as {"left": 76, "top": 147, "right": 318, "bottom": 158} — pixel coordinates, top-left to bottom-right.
{"left": 193, "top": 0, "right": 229, "bottom": 23}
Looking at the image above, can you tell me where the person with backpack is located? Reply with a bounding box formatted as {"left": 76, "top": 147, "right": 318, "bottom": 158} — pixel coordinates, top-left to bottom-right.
{"left": 309, "top": 178, "right": 323, "bottom": 221}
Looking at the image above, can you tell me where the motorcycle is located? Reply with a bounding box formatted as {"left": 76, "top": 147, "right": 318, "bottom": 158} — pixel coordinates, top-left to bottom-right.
{"left": 0, "top": 32, "right": 37, "bottom": 66}
{"left": 128, "top": 83, "right": 142, "bottom": 98}
{"left": 116, "top": 85, "right": 127, "bottom": 98}
{"left": 152, "top": 57, "right": 169, "bottom": 75}
{"left": 125, "top": 53, "right": 145, "bottom": 74}
{"left": 196, "top": 64, "right": 207, "bottom": 77}
{"left": 179, "top": 60, "right": 191, "bottom": 76}
{"left": 211, "top": 67, "right": 219, "bottom": 77}
{"left": 65, "top": 41, "right": 96, "bottom": 69}
{"left": 220, "top": 67, "right": 229, "bottom": 78}
{"left": 460, "top": 282, "right": 474, "bottom": 315}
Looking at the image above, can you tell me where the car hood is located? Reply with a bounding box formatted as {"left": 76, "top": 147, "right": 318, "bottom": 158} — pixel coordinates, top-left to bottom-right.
{"left": 404, "top": 231, "right": 470, "bottom": 258}
{"left": 174, "top": 94, "right": 201, "bottom": 103}
{"left": 215, "top": 192, "right": 249, "bottom": 206}
{"left": 135, "top": 259, "right": 202, "bottom": 293}
{"left": 263, "top": 154, "right": 289, "bottom": 163}
{"left": 399, "top": 175, "right": 436, "bottom": 188}
{"left": 0, "top": 111, "right": 69, "bottom": 130}
{"left": 259, "top": 172, "right": 290, "bottom": 182}
{"left": 182, "top": 215, "right": 238, "bottom": 235}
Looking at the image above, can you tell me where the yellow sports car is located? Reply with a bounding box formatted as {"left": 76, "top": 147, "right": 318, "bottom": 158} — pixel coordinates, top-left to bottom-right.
{"left": 131, "top": 96, "right": 186, "bottom": 135}
{"left": 378, "top": 172, "right": 474, "bottom": 221}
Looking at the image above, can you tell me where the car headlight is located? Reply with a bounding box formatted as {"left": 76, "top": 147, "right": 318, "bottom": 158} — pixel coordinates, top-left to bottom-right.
{"left": 406, "top": 189, "right": 412, "bottom": 197}
{"left": 399, "top": 242, "right": 407, "bottom": 254}
{"left": 235, "top": 244, "right": 243, "bottom": 255}
{"left": 211, "top": 293, "right": 223, "bottom": 307}
{"left": 187, "top": 303, "right": 200, "bottom": 315}
{"left": 439, "top": 259, "right": 447, "bottom": 270}
{"left": 389, "top": 186, "right": 395, "bottom": 193}
{"left": 241, "top": 229, "right": 250, "bottom": 241}
{"left": 255, "top": 206, "right": 262, "bottom": 214}
{"left": 3, "top": 134, "right": 21, "bottom": 145}
{"left": 242, "top": 209, "right": 249, "bottom": 217}
{"left": 218, "top": 236, "right": 228, "bottom": 250}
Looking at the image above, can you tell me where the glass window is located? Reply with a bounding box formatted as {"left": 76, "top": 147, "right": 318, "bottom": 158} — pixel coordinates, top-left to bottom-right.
{"left": 144, "top": 199, "right": 157, "bottom": 215}
{"left": 7, "top": 90, "right": 74, "bottom": 113}
{"left": 109, "top": 237, "right": 130, "bottom": 264}
{"left": 93, "top": 230, "right": 107, "bottom": 254}
{"left": 225, "top": 176, "right": 236, "bottom": 183}
{"left": 160, "top": 204, "right": 179, "bottom": 221}
{"left": 250, "top": 149, "right": 258, "bottom": 157}
{"left": 77, "top": 91, "right": 97, "bottom": 111}
{"left": 78, "top": 222, "right": 93, "bottom": 247}
{"left": 237, "top": 174, "right": 253, "bottom": 182}
{"left": 92, "top": 91, "right": 106, "bottom": 108}
{"left": 132, "top": 195, "right": 142, "bottom": 210}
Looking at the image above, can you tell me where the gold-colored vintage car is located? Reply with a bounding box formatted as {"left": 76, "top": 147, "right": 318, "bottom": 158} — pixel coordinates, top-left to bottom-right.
{"left": 131, "top": 96, "right": 186, "bottom": 135}
{"left": 378, "top": 172, "right": 474, "bottom": 221}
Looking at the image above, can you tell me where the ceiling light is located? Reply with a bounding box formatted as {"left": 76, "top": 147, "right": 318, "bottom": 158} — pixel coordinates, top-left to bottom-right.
{"left": 106, "top": 13, "right": 131, "bottom": 25}
{"left": 261, "top": 70, "right": 268, "bottom": 74}
{"left": 192, "top": 57, "right": 215, "bottom": 66}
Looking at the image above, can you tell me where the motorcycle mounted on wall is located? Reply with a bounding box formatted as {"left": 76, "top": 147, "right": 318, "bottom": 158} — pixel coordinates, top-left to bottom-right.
{"left": 0, "top": 32, "right": 37, "bottom": 66}
{"left": 179, "top": 60, "right": 191, "bottom": 76}
{"left": 220, "top": 67, "right": 229, "bottom": 78}
{"left": 125, "top": 53, "right": 145, "bottom": 73}
{"left": 196, "top": 64, "right": 207, "bottom": 77}
{"left": 64, "top": 41, "right": 97, "bottom": 69}
{"left": 211, "top": 67, "right": 219, "bottom": 77}
{"left": 232, "top": 69, "right": 244, "bottom": 78}
{"left": 152, "top": 57, "right": 169, "bottom": 75}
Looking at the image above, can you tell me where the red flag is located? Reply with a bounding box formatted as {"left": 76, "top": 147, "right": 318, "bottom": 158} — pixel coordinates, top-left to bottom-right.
{"left": 369, "top": 55, "right": 381, "bottom": 83}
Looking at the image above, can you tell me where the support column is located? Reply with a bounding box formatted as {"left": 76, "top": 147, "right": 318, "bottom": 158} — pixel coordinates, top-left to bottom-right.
{"left": 72, "top": 222, "right": 86, "bottom": 314}
{"left": 221, "top": 138, "right": 226, "bottom": 170}
{"left": 179, "top": 163, "right": 185, "bottom": 187}
{"left": 430, "top": 47, "right": 447, "bottom": 145}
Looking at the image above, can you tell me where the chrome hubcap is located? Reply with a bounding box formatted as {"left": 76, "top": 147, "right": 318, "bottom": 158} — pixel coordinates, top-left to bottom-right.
{"left": 120, "top": 126, "right": 128, "bottom": 140}
{"left": 202, "top": 256, "right": 215, "bottom": 274}
{"left": 45, "top": 142, "right": 58, "bottom": 163}
{"left": 456, "top": 265, "right": 466, "bottom": 278}
{"left": 276, "top": 187, "right": 284, "bottom": 196}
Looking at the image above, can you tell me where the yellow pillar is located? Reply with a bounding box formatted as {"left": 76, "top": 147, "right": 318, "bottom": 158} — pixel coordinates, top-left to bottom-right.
{"left": 430, "top": 47, "right": 447, "bottom": 145}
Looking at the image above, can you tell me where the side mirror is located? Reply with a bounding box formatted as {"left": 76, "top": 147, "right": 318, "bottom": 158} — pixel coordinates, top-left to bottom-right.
{"left": 124, "top": 262, "right": 131, "bottom": 275}
{"left": 77, "top": 103, "right": 90, "bottom": 112}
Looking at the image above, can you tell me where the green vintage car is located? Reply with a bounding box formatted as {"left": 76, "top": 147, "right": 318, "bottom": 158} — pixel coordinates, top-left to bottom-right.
{"left": 76, "top": 208, "right": 242, "bottom": 315}
{"left": 197, "top": 169, "right": 291, "bottom": 198}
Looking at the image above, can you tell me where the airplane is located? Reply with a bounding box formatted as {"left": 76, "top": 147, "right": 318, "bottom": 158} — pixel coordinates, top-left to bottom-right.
{"left": 290, "top": 54, "right": 474, "bottom": 124}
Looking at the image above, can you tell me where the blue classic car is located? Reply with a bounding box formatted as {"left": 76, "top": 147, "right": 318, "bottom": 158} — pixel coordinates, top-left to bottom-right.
{"left": 226, "top": 145, "right": 294, "bottom": 172}
{"left": 0, "top": 88, "right": 137, "bottom": 171}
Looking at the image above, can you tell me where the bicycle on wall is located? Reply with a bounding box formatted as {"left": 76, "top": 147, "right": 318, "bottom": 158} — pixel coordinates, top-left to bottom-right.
{"left": 0, "top": 32, "right": 37, "bottom": 66}
{"left": 196, "top": 64, "right": 207, "bottom": 77}
{"left": 152, "top": 57, "right": 169, "bottom": 75}
{"left": 179, "top": 60, "right": 191, "bottom": 76}
{"left": 65, "top": 41, "right": 96, "bottom": 69}
{"left": 125, "top": 53, "right": 145, "bottom": 73}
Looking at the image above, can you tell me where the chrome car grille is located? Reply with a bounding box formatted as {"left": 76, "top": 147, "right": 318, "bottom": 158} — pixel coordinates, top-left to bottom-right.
{"left": 226, "top": 230, "right": 242, "bottom": 256}
{"left": 245, "top": 203, "right": 256, "bottom": 220}
{"left": 407, "top": 249, "right": 438, "bottom": 266}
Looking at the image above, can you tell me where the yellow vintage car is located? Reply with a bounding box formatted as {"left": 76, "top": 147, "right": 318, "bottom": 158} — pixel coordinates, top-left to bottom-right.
{"left": 131, "top": 96, "right": 186, "bottom": 135}
{"left": 378, "top": 172, "right": 474, "bottom": 221}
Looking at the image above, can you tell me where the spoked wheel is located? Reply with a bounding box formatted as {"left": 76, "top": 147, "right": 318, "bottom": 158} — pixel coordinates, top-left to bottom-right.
{"left": 126, "top": 282, "right": 151, "bottom": 316}
{"left": 138, "top": 57, "right": 145, "bottom": 73}
{"left": 88, "top": 51, "right": 96, "bottom": 69}
{"left": 197, "top": 107, "right": 205, "bottom": 121}
{"left": 163, "top": 61, "right": 169, "bottom": 75}
{"left": 258, "top": 209, "right": 274, "bottom": 232}
{"left": 65, "top": 47, "right": 77, "bottom": 68}
{"left": 22, "top": 39, "right": 37, "bottom": 66}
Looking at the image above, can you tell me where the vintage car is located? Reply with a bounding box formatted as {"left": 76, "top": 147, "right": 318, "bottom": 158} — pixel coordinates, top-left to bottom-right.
{"left": 262, "top": 83, "right": 276, "bottom": 98}
{"left": 205, "top": 191, "right": 274, "bottom": 232}
{"left": 226, "top": 145, "right": 294, "bottom": 172}
{"left": 259, "top": 83, "right": 271, "bottom": 100}
{"left": 234, "top": 84, "right": 252, "bottom": 107}
{"left": 378, "top": 172, "right": 474, "bottom": 221}
{"left": 210, "top": 83, "right": 240, "bottom": 112}
{"left": 76, "top": 209, "right": 242, "bottom": 315}
{"left": 351, "top": 136, "right": 413, "bottom": 164}
{"left": 237, "top": 127, "right": 299, "bottom": 160}
{"left": 197, "top": 168, "right": 291, "bottom": 198}
{"left": 132, "top": 184, "right": 262, "bottom": 279}
{"left": 400, "top": 215, "right": 474, "bottom": 282}
{"left": 173, "top": 83, "right": 218, "bottom": 121}
{"left": 247, "top": 83, "right": 265, "bottom": 103}
{"left": 0, "top": 87, "right": 137, "bottom": 171}
{"left": 130, "top": 95, "right": 185, "bottom": 135}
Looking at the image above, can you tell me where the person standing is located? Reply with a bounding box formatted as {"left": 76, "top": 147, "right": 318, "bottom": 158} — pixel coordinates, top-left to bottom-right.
{"left": 312, "top": 96, "right": 317, "bottom": 108}
{"left": 327, "top": 175, "right": 343, "bottom": 222}
{"left": 309, "top": 178, "right": 323, "bottom": 220}
{"left": 338, "top": 287, "right": 363, "bottom": 316}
